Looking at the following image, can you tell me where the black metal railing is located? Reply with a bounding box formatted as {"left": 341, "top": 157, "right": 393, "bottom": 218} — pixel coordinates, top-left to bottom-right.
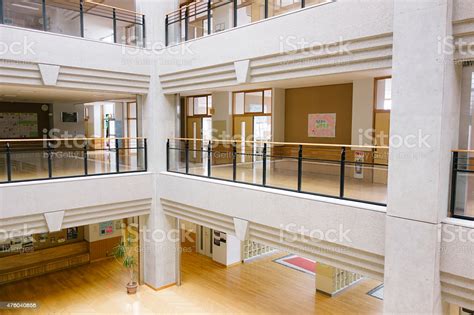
{"left": 0, "top": 0, "right": 146, "bottom": 47}
{"left": 166, "top": 138, "right": 389, "bottom": 206}
{"left": 165, "top": 0, "right": 332, "bottom": 46}
{"left": 450, "top": 150, "right": 474, "bottom": 220}
{"left": 0, "top": 137, "right": 147, "bottom": 184}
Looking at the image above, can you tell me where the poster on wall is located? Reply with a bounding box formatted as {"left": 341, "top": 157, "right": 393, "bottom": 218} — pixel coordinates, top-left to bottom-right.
{"left": 99, "top": 221, "right": 114, "bottom": 236}
{"left": 308, "top": 113, "right": 336, "bottom": 138}
{"left": 0, "top": 112, "right": 38, "bottom": 138}
{"left": 67, "top": 227, "right": 78, "bottom": 240}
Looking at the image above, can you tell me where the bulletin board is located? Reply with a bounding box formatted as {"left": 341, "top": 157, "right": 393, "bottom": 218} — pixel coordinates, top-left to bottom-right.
{"left": 0, "top": 112, "right": 39, "bottom": 138}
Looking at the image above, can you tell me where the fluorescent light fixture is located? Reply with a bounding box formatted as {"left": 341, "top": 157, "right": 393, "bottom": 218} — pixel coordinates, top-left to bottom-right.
{"left": 11, "top": 3, "right": 39, "bottom": 11}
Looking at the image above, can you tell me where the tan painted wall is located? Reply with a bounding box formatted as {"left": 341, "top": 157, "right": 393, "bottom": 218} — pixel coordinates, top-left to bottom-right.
{"left": 284, "top": 83, "right": 353, "bottom": 144}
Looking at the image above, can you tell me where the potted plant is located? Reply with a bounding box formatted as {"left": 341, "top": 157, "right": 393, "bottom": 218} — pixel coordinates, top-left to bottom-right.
{"left": 113, "top": 236, "right": 138, "bottom": 294}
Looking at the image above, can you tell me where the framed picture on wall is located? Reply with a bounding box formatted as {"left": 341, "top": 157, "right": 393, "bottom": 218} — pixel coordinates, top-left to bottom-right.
{"left": 308, "top": 113, "right": 336, "bottom": 138}
{"left": 61, "top": 112, "right": 78, "bottom": 123}
{"left": 67, "top": 227, "right": 78, "bottom": 240}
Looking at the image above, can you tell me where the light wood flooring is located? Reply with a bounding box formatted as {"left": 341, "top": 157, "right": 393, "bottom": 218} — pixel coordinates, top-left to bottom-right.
{"left": 0, "top": 250, "right": 383, "bottom": 314}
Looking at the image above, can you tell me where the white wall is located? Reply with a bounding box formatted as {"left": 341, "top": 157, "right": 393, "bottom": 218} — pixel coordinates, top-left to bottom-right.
{"left": 272, "top": 88, "right": 285, "bottom": 142}
{"left": 212, "top": 231, "right": 241, "bottom": 266}
{"left": 351, "top": 79, "right": 374, "bottom": 147}
{"left": 52, "top": 102, "right": 86, "bottom": 137}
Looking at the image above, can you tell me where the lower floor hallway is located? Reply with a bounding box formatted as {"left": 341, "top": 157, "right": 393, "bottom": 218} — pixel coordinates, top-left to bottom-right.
{"left": 0, "top": 249, "right": 383, "bottom": 314}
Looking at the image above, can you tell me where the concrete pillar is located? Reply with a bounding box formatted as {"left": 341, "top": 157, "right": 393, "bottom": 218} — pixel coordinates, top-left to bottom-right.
{"left": 384, "top": 0, "right": 461, "bottom": 313}
{"left": 136, "top": 0, "right": 180, "bottom": 290}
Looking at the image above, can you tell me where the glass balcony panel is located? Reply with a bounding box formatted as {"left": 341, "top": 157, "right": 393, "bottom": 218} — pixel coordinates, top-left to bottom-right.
{"left": 51, "top": 149, "right": 85, "bottom": 178}
{"left": 265, "top": 144, "right": 298, "bottom": 191}
{"left": 268, "top": 0, "right": 301, "bottom": 17}
{"left": 10, "top": 150, "right": 49, "bottom": 181}
{"left": 83, "top": 12, "right": 114, "bottom": 43}
{"left": 453, "top": 172, "right": 474, "bottom": 219}
{"left": 45, "top": 3, "right": 81, "bottom": 37}
{"left": 210, "top": 143, "right": 233, "bottom": 181}
{"left": 343, "top": 162, "right": 388, "bottom": 204}
{"left": 4, "top": 0, "right": 44, "bottom": 31}
{"left": 237, "top": 0, "right": 265, "bottom": 27}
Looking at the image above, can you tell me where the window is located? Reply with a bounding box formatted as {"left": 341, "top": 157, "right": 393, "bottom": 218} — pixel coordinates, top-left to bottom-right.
{"left": 233, "top": 89, "right": 272, "bottom": 114}
{"left": 375, "top": 78, "right": 392, "bottom": 110}
{"left": 186, "top": 95, "right": 212, "bottom": 116}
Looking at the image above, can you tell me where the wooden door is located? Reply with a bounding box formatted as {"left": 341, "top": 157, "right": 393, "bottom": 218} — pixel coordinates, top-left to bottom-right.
{"left": 233, "top": 116, "right": 254, "bottom": 163}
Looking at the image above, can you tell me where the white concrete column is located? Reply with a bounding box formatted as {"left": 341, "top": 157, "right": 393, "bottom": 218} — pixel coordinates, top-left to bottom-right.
{"left": 384, "top": 0, "right": 461, "bottom": 313}
{"left": 136, "top": 0, "right": 180, "bottom": 290}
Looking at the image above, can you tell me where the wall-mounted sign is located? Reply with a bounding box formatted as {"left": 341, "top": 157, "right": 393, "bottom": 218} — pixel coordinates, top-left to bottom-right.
{"left": 308, "top": 113, "right": 336, "bottom": 138}
{"left": 99, "top": 221, "right": 114, "bottom": 236}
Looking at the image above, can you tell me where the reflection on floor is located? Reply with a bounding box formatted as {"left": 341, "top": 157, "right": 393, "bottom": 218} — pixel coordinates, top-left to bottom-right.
{"left": 0, "top": 152, "right": 143, "bottom": 182}
{"left": 0, "top": 250, "right": 383, "bottom": 314}
{"left": 177, "top": 160, "right": 388, "bottom": 204}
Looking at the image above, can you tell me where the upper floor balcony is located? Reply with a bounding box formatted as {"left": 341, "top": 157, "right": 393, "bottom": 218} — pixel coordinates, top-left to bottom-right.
{"left": 165, "top": 0, "right": 332, "bottom": 46}
{"left": 450, "top": 150, "right": 474, "bottom": 221}
{"left": 167, "top": 138, "right": 389, "bottom": 206}
{"left": 0, "top": 137, "right": 147, "bottom": 184}
{"left": 0, "top": 0, "right": 145, "bottom": 47}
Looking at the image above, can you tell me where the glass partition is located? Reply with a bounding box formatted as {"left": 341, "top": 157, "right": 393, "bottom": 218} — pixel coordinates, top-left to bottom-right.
{"left": 451, "top": 151, "right": 474, "bottom": 220}
{"left": 0, "top": 138, "right": 147, "bottom": 183}
{"left": 1, "top": 0, "right": 145, "bottom": 47}
{"left": 165, "top": 0, "right": 333, "bottom": 45}
{"left": 167, "top": 138, "right": 388, "bottom": 206}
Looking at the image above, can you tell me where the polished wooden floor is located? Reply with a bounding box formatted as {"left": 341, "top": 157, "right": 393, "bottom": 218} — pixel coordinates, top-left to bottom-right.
{"left": 0, "top": 250, "right": 383, "bottom": 314}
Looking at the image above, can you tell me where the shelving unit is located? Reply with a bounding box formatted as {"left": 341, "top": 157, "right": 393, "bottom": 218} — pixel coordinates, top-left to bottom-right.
{"left": 242, "top": 240, "right": 275, "bottom": 261}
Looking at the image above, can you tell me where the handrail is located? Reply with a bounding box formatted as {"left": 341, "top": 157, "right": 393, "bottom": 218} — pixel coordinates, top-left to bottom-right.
{"left": 85, "top": 0, "right": 142, "bottom": 15}
{"left": 452, "top": 149, "right": 474, "bottom": 153}
{"left": 169, "top": 137, "right": 389, "bottom": 150}
{"left": 0, "top": 137, "right": 146, "bottom": 143}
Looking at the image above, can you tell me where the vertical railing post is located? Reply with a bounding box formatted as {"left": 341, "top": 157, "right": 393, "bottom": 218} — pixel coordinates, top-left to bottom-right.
{"left": 297, "top": 145, "right": 303, "bottom": 192}
{"left": 207, "top": 140, "right": 212, "bottom": 177}
{"left": 184, "top": 7, "right": 189, "bottom": 41}
{"left": 165, "top": 15, "right": 169, "bottom": 46}
{"left": 42, "top": 0, "right": 47, "bottom": 31}
{"left": 185, "top": 140, "right": 189, "bottom": 174}
{"left": 232, "top": 141, "right": 237, "bottom": 181}
{"left": 79, "top": 0, "right": 84, "bottom": 37}
{"left": 264, "top": 0, "right": 268, "bottom": 18}
{"left": 5, "top": 142, "right": 11, "bottom": 182}
{"left": 166, "top": 139, "right": 170, "bottom": 171}
{"left": 112, "top": 8, "right": 117, "bottom": 43}
{"left": 47, "top": 140, "right": 53, "bottom": 178}
{"left": 450, "top": 151, "right": 458, "bottom": 217}
{"left": 301, "top": 0, "right": 305, "bottom": 8}
{"left": 1, "top": 0, "right": 5, "bottom": 24}
{"left": 233, "top": 0, "right": 237, "bottom": 27}
{"left": 144, "top": 138, "right": 148, "bottom": 171}
{"left": 339, "top": 146, "right": 346, "bottom": 198}
{"left": 142, "top": 15, "right": 146, "bottom": 47}
{"left": 262, "top": 143, "right": 267, "bottom": 186}
{"left": 207, "top": 0, "right": 211, "bottom": 35}
{"left": 83, "top": 140, "right": 88, "bottom": 175}
{"left": 115, "top": 138, "right": 120, "bottom": 173}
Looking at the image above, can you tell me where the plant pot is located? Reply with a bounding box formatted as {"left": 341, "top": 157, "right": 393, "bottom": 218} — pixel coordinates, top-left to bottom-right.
{"left": 126, "top": 282, "right": 138, "bottom": 294}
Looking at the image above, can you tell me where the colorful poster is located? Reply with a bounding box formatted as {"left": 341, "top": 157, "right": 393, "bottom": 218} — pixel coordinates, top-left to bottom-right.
{"left": 0, "top": 112, "right": 38, "bottom": 138}
{"left": 99, "top": 221, "right": 114, "bottom": 236}
{"left": 308, "top": 113, "right": 336, "bottom": 138}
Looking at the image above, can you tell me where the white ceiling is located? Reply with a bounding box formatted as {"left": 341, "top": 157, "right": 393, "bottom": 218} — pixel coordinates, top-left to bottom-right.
{"left": 0, "top": 85, "right": 135, "bottom": 103}
{"left": 180, "top": 68, "right": 392, "bottom": 96}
